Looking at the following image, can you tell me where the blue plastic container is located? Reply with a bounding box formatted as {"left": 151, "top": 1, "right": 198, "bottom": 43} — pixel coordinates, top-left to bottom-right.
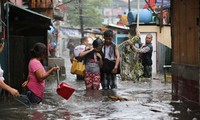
{"left": 127, "top": 9, "right": 152, "bottom": 24}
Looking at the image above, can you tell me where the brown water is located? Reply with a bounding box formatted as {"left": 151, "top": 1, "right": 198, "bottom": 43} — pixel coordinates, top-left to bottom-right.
{"left": 0, "top": 52, "right": 199, "bottom": 120}
{"left": 0, "top": 77, "right": 198, "bottom": 120}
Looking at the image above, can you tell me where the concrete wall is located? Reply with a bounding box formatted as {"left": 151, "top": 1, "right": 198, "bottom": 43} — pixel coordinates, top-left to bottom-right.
{"left": 139, "top": 25, "right": 171, "bottom": 48}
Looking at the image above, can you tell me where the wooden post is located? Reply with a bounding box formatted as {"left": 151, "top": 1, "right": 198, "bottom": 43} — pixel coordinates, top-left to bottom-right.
{"left": 159, "top": 0, "right": 163, "bottom": 33}
{"left": 136, "top": 0, "right": 140, "bottom": 35}
{"left": 37, "top": 0, "right": 40, "bottom": 8}
{"left": 79, "top": 0, "right": 84, "bottom": 37}
{"left": 32, "top": 0, "right": 36, "bottom": 8}
{"left": 41, "top": 0, "right": 45, "bottom": 8}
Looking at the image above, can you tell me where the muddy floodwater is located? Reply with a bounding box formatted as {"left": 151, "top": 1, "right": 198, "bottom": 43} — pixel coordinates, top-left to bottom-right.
{"left": 0, "top": 53, "right": 200, "bottom": 120}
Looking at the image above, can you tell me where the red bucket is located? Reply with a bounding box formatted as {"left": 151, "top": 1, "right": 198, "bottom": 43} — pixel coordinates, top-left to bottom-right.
{"left": 57, "top": 82, "right": 75, "bottom": 100}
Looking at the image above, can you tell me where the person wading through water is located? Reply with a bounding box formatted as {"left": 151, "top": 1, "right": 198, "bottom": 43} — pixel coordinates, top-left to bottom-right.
{"left": 101, "top": 30, "right": 120, "bottom": 89}
{"left": 22, "top": 42, "right": 59, "bottom": 104}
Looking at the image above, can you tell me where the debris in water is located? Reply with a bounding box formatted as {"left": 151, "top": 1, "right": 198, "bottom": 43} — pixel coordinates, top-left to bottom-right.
{"left": 108, "top": 96, "right": 129, "bottom": 101}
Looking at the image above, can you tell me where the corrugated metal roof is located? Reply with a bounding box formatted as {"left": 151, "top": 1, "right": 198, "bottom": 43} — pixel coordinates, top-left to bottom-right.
{"left": 5, "top": 2, "right": 52, "bottom": 36}
{"left": 5, "top": 2, "right": 51, "bottom": 21}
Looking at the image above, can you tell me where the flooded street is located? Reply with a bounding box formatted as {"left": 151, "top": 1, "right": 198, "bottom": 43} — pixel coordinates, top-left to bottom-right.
{"left": 0, "top": 52, "right": 200, "bottom": 120}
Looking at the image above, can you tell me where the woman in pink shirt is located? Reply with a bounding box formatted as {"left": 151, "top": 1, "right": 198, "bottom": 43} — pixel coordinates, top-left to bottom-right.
{"left": 22, "top": 42, "right": 59, "bottom": 104}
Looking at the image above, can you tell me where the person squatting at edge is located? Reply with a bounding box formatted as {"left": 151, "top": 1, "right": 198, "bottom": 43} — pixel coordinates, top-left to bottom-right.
{"left": 101, "top": 30, "right": 120, "bottom": 89}
{"left": 22, "top": 42, "right": 59, "bottom": 104}
{"left": 84, "top": 38, "right": 103, "bottom": 90}
{"left": 0, "top": 41, "right": 20, "bottom": 97}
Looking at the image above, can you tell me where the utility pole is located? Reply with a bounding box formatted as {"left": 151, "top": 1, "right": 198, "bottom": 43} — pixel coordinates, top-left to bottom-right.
{"left": 128, "top": 0, "right": 131, "bottom": 12}
{"left": 79, "top": 0, "right": 84, "bottom": 37}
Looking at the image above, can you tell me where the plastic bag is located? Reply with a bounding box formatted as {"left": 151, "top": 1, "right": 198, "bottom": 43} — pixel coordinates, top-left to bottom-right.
{"left": 70, "top": 59, "right": 85, "bottom": 77}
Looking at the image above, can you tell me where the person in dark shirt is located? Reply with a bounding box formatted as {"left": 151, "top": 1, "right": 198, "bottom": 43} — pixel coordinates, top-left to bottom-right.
{"left": 101, "top": 30, "right": 120, "bottom": 89}
{"left": 132, "top": 34, "right": 153, "bottom": 78}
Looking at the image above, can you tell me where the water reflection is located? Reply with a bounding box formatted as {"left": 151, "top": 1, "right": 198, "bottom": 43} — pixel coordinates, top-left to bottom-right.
{"left": 0, "top": 78, "right": 199, "bottom": 120}
{"left": 1, "top": 54, "right": 200, "bottom": 119}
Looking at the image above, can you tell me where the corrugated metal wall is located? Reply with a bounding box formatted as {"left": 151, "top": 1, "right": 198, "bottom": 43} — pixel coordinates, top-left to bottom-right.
{"left": 157, "top": 42, "right": 171, "bottom": 72}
